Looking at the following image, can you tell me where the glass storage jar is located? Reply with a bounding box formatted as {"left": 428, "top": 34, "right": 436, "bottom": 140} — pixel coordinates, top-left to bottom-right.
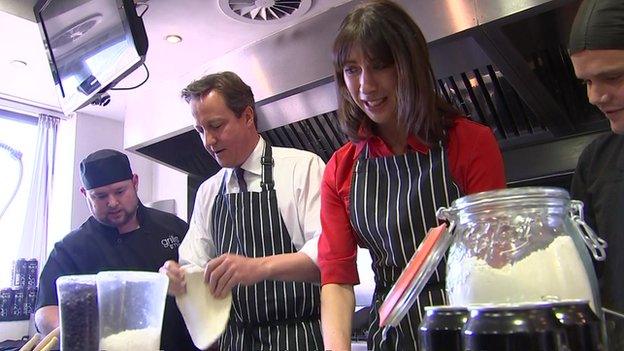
{"left": 437, "top": 187, "right": 606, "bottom": 313}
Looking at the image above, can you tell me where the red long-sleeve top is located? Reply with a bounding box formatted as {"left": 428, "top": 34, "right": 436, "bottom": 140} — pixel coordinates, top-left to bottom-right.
{"left": 318, "top": 117, "right": 507, "bottom": 286}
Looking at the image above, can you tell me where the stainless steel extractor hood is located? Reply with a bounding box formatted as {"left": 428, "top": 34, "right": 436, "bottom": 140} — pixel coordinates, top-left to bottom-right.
{"left": 136, "top": 0, "right": 608, "bottom": 188}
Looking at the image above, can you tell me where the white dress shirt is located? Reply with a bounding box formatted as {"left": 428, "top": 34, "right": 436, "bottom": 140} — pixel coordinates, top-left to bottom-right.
{"left": 179, "top": 137, "right": 325, "bottom": 267}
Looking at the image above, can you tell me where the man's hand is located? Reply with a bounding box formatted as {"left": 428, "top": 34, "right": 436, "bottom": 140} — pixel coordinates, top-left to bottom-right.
{"left": 34, "top": 305, "right": 59, "bottom": 335}
{"left": 204, "top": 254, "right": 268, "bottom": 298}
{"left": 159, "top": 260, "right": 187, "bottom": 296}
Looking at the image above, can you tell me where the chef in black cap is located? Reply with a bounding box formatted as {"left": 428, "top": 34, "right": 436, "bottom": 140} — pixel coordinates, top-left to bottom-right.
{"left": 35, "top": 149, "right": 199, "bottom": 351}
{"left": 569, "top": 0, "right": 624, "bottom": 348}
{"left": 79, "top": 149, "right": 141, "bottom": 232}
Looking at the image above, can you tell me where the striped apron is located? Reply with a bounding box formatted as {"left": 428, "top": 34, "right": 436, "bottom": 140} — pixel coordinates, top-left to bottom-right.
{"left": 211, "top": 143, "right": 323, "bottom": 351}
{"left": 349, "top": 142, "right": 463, "bottom": 351}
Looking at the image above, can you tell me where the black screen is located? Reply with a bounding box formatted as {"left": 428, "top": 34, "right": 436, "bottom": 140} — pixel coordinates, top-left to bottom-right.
{"left": 34, "top": 0, "right": 148, "bottom": 115}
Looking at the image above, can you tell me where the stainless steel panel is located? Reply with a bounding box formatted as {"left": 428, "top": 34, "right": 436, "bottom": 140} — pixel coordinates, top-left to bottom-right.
{"left": 475, "top": 0, "right": 570, "bottom": 24}
{"left": 398, "top": 0, "right": 477, "bottom": 42}
{"left": 429, "top": 36, "right": 492, "bottom": 77}
{"left": 256, "top": 80, "right": 338, "bottom": 132}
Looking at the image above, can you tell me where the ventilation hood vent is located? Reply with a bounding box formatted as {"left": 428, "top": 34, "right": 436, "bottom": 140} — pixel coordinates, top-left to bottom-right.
{"left": 219, "top": 0, "right": 311, "bottom": 24}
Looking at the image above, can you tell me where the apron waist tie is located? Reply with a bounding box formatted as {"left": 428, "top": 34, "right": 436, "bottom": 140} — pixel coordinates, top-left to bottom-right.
{"left": 233, "top": 313, "right": 320, "bottom": 329}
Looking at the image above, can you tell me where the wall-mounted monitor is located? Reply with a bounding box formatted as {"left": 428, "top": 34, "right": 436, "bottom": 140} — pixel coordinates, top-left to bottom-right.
{"left": 34, "top": 0, "right": 148, "bottom": 115}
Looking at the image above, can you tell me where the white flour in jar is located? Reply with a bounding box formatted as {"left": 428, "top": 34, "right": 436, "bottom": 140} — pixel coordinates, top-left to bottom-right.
{"left": 447, "top": 235, "right": 596, "bottom": 311}
{"left": 99, "top": 327, "right": 160, "bottom": 351}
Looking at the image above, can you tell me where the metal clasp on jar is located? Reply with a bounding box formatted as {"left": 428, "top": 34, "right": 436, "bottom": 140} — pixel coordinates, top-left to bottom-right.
{"left": 569, "top": 200, "right": 608, "bottom": 261}
{"left": 436, "top": 207, "right": 456, "bottom": 235}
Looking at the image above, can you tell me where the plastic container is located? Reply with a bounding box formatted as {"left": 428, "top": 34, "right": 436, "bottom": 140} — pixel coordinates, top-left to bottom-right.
{"left": 96, "top": 271, "right": 168, "bottom": 351}
{"left": 56, "top": 274, "right": 99, "bottom": 351}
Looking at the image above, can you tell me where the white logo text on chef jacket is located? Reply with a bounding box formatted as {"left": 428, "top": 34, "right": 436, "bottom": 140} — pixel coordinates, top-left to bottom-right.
{"left": 161, "top": 235, "right": 181, "bottom": 249}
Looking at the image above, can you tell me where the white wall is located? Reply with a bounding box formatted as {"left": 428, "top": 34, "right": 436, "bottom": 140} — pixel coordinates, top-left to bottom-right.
{"left": 151, "top": 163, "right": 188, "bottom": 220}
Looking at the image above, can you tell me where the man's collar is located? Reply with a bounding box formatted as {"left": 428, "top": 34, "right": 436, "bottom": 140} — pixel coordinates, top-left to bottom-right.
{"left": 238, "top": 137, "right": 264, "bottom": 176}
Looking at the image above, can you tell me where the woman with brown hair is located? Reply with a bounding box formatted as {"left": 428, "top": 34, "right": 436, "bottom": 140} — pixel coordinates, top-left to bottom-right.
{"left": 317, "top": 0, "right": 506, "bottom": 349}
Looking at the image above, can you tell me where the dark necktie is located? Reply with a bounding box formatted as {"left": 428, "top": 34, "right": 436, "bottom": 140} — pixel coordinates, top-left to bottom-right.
{"left": 235, "top": 167, "right": 247, "bottom": 192}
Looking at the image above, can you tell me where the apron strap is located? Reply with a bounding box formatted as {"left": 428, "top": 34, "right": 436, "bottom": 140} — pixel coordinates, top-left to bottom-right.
{"left": 261, "top": 140, "right": 275, "bottom": 192}
{"left": 358, "top": 143, "right": 369, "bottom": 161}
{"left": 217, "top": 139, "right": 275, "bottom": 194}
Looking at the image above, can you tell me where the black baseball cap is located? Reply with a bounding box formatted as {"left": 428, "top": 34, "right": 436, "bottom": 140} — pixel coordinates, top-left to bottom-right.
{"left": 569, "top": 0, "right": 624, "bottom": 54}
{"left": 80, "top": 149, "right": 133, "bottom": 190}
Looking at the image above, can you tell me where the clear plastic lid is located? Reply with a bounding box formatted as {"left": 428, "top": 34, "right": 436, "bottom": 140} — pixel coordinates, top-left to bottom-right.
{"left": 378, "top": 224, "right": 452, "bottom": 327}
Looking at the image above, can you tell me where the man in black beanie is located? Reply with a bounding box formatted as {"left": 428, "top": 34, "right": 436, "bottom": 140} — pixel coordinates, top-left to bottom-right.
{"left": 34, "top": 149, "right": 199, "bottom": 351}
{"left": 568, "top": 0, "right": 624, "bottom": 348}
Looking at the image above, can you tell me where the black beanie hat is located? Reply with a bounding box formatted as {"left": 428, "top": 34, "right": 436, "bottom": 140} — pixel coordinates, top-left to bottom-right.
{"left": 569, "top": 0, "right": 624, "bottom": 54}
{"left": 80, "top": 149, "right": 133, "bottom": 190}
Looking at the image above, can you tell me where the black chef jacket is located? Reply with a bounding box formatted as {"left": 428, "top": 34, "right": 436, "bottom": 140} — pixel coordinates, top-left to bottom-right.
{"left": 571, "top": 132, "right": 624, "bottom": 349}
{"left": 36, "top": 203, "right": 199, "bottom": 351}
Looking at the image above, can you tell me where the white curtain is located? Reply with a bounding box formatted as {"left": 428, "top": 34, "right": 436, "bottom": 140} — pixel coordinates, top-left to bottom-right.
{"left": 18, "top": 114, "right": 59, "bottom": 264}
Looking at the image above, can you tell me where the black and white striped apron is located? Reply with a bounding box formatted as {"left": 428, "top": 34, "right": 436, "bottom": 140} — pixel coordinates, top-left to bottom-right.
{"left": 349, "top": 142, "right": 462, "bottom": 351}
{"left": 211, "top": 143, "right": 323, "bottom": 351}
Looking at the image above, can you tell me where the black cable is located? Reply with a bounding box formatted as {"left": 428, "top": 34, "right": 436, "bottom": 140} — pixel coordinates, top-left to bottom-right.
{"left": 110, "top": 63, "right": 150, "bottom": 91}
